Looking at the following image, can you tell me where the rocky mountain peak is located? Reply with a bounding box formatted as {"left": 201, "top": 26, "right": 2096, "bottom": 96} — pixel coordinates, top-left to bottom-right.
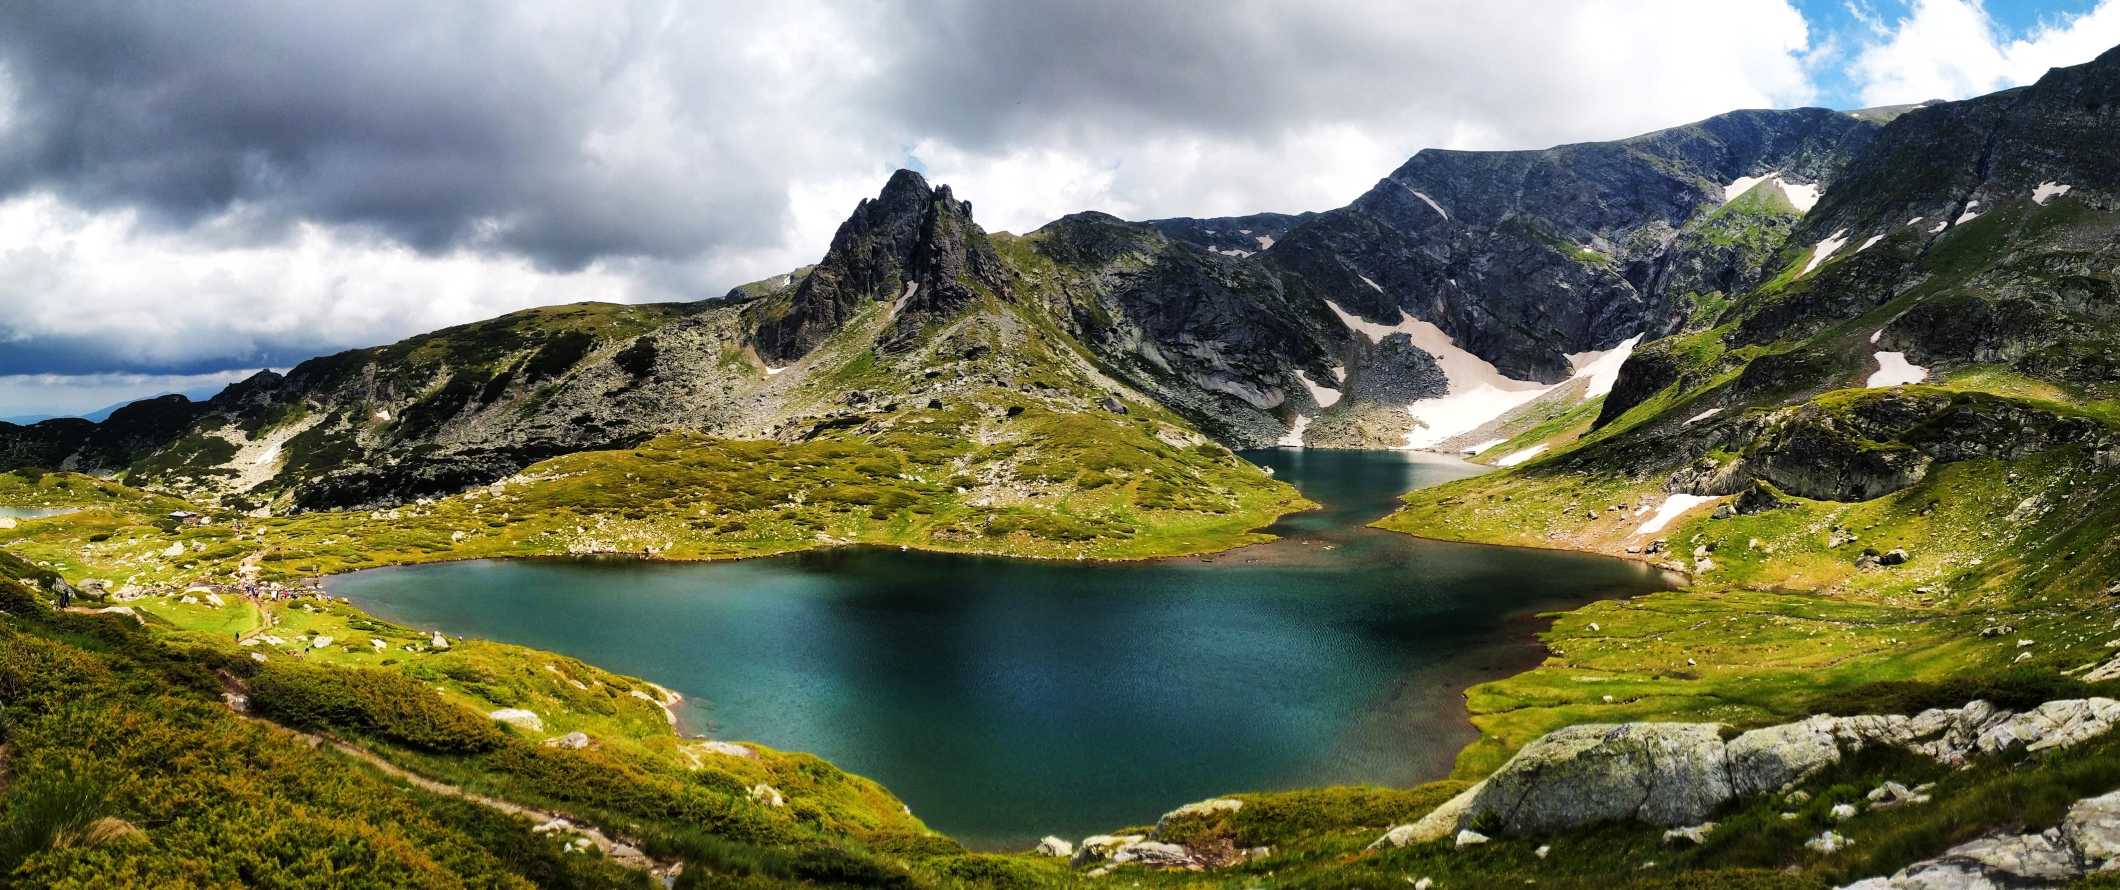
{"left": 751, "top": 169, "right": 1010, "bottom": 361}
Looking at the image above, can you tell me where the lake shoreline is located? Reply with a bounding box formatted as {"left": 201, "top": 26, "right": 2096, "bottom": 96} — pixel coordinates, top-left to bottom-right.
{"left": 332, "top": 449, "right": 1678, "bottom": 847}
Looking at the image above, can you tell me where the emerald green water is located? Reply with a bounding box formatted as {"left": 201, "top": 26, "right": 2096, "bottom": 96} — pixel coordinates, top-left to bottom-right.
{"left": 331, "top": 450, "right": 1676, "bottom": 847}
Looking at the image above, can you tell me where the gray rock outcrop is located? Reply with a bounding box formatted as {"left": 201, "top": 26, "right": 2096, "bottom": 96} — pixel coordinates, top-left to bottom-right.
{"left": 1375, "top": 698, "right": 2120, "bottom": 847}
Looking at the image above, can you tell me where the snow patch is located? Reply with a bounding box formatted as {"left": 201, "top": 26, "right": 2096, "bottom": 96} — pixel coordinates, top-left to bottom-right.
{"left": 1869, "top": 328, "right": 1884, "bottom": 344}
{"left": 1906, "top": 216, "right": 1924, "bottom": 226}
{"left": 1297, "top": 370, "right": 1342, "bottom": 408}
{"left": 1722, "top": 174, "right": 1773, "bottom": 203}
{"left": 1277, "top": 414, "right": 1309, "bottom": 448}
{"left": 1358, "top": 274, "right": 1384, "bottom": 293}
{"left": 2033, "top": 181, "right": 2073, "bottom": 205}
{"left": 1721, "top": 173, "right": 1818, "bottom": 212}
{"left": 1637, "top": 494, "right": 1717, "bottom": 536}
{"left": 1327, "top": 301, "right": 1554, "bottom": 449}
{"left": 1566, "top": 335, "right": 1643, "bottom": 401}
{"left": 764, "top": 365, "right": 788, "bottom": 376}
{"left": 1213, "top": 247, "right": 1253, "bottom": 258}
{"left": 1856, "top": 233, "right": 1885, "bottom": 253}
{"left": 1682, "top": 407, "right": 1723, "bottom": 426}
{"left": 1254, "top": 234, "right": 1275, "bottom": 250}
{"left": 1955, "top": 201, "right": 1981, "bottom": 225}
{"left": 1410, "top": 190, "right": 1449, "bottom": 219}
{"left": 1866, "top": 352, "right": 1928, "bottom": 388}
{"left": 252, "top": 443, "right": 280, "bottom": 466}
{"left": 1495, "top": 444, "right": 1547, "bottom": 467}
{"left": 1326, "top": 301, "right": 1637, "bottom": 450}
{"left": 1462, "top": 438, "right": 1508, "bottom": 455}
{"left": 1929, "top": 219, "right": 1948, "bottom": 233}
{"left": 1799, "top": 229, "right": 1851, "bottom": 278}
{"left": 1781, "top": 181, "right": 1821, "bottom": 213}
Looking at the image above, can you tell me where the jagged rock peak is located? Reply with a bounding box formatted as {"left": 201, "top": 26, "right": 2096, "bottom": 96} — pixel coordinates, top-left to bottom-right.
{"left": 751, "top": 168, "right": 1009, "bottom": 361}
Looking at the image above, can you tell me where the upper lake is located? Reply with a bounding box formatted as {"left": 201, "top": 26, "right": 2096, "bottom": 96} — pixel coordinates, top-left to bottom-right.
{"left": 331, "top": 449, "right": 1677, "bottom": 847}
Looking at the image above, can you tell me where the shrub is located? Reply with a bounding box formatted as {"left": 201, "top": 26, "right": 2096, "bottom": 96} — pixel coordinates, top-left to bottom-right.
{"left": 249, "top": 660, "right": 506, "bottom": 754}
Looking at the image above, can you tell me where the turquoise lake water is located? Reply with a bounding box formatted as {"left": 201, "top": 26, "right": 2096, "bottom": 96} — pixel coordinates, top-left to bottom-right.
{"left": 331, "top": 449, "right": 1676, "bottom": 847}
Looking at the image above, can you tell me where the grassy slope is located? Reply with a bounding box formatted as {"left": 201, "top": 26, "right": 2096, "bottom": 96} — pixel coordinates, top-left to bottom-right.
{"left": 1377, "top": 194, "right": 2120, "bottom": 781}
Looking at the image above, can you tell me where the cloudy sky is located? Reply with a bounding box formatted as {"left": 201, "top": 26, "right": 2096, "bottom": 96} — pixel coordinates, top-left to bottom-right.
{"left": 2, "top": 0, "right": 2116, "bottom": 418}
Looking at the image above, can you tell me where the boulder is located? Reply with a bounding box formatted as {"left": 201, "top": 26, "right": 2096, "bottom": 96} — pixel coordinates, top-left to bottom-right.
{"left": 2064, "top": 789, "right": 2120, "bottom": 864}
{"left": 429, "top": 632, "right": 450, "bottom": 650}
{"left": 1372, "top": 782, "right": 1484, "bottom": 848}
{"left": 748, "top": 783, "right": 785, "bottom": 807}
{"left": 1889, "top": 831, "right": 2078, "bottom": 886}
{"left": 1073, "top": 834, "right": 1145, "bottom": 865}
{"left": 1033, "top": 836, "right": 1074, "bottom": 858}
{"left": 1728, "top": 715, "right": 1842, "bottom": 795}
{"left": 1454, "top": 829, "right": 1490, "bottom": 848}
{"left": 542, "top": 731, "right": 591, "bottom": 750}
{"left": 1111, "top": 840, "right": 1190, "bottom": 866}
{"left": 1662, "top": 822, "right": 1716, "bottom": 845}
{"left": 488, "top": 708, "right": 544, "bottom": 732}
{"left": 1973, "top": 698, "right": 2120, "bottom": 756}
{"left": 1458, "top": 723, "right": 1732, "bottom": 834}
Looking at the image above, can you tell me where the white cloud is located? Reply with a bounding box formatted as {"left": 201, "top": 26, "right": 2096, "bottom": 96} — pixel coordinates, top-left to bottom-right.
{"left": 0, "top": 193, "right": 650, "bottom": 372}
{"left": 1850, "top": 0, "right": 2120, "bottom": 105}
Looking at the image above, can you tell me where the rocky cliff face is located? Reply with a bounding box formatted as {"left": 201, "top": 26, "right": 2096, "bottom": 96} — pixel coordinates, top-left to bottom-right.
{"left": 749, "top": 169, "right": 1012, "bottom": 362}
{"left": 1267, "top": 108, "right": 1881, "bottom": 383}
{"left": 1011, "top": 211, "right": 1349, "bottom": 444}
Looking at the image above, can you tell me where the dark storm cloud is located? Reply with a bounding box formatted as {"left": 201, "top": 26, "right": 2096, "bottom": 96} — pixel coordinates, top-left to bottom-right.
{"left": 0, "top": 0, "right": 1860, "bottom": 406}
{"left": 0, "top": 1, "right": 799, "bottom": 270}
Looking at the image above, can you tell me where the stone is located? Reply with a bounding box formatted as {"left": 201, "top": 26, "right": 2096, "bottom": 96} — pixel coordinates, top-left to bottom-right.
{"left": 1413, "top": 879, "right": 1433, "bottom": 890}
{"left": 1535, "top": 844, "right": 1551, "bottom": 859}
{"left": 1898, "top": 831, "right": 2079, "bottom": 885}
{"left": 488, "top": 708, "right": 544, "bottom": 731}
{"left": 1111, "top": 840, "right": 1190, "bottom": 866}
{"left": 1458, "top": 723, "right": 1732, "bottom": 834}
{"left": 1879, "top": 548, "right": 1909, "bottom": 566}
{"left": 429, "top": 632, "right": 450, "bottom": 650}
{"left": 1728, "top": 715, "right": 1842, "bottom": 795}
{"left": 1372, "top": 781, "right": 1483, "bottom": 848}
{"left": 1662, "top": 822, "right": 1716, "bottom": 845}
{"left": 748, "top": 783, "right": 785, "bottom": 807}
{"left": 1033, "top": 836, "right": 1073, "bottom": 857}
{"left": 1866, "top": 781, "right": 1929, "bottom": 809}
{"left": 1974, "top": 698, "right": 2120, "bottom": 756}
{"left": 161, "top": 542, "right": 186, "bottom": 558}
{"left": 309, "top": 635, "right": 334, "bottom": 650}
{"left": 1806, "top": 831, "right": 1853, "bottom": 854}
{"left": 1454, "top": 829, "right": 1490, "bottom": 848}
{"left": 542, "top": 731, "right": 591, "bottom": 750}
{"left": 2063, "top": 789, "right": 2120, "bottom": 865}
{"left": 1831, "top": 803, "right": 1859, "bottom": 821}
{"left": 1073, "top": 834, "right": 1146, "bottom": 865}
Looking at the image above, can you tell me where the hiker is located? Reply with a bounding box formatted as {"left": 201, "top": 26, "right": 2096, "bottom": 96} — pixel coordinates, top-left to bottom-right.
{"left": 58, "top": 584, "right": 70, "bottom": 609}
